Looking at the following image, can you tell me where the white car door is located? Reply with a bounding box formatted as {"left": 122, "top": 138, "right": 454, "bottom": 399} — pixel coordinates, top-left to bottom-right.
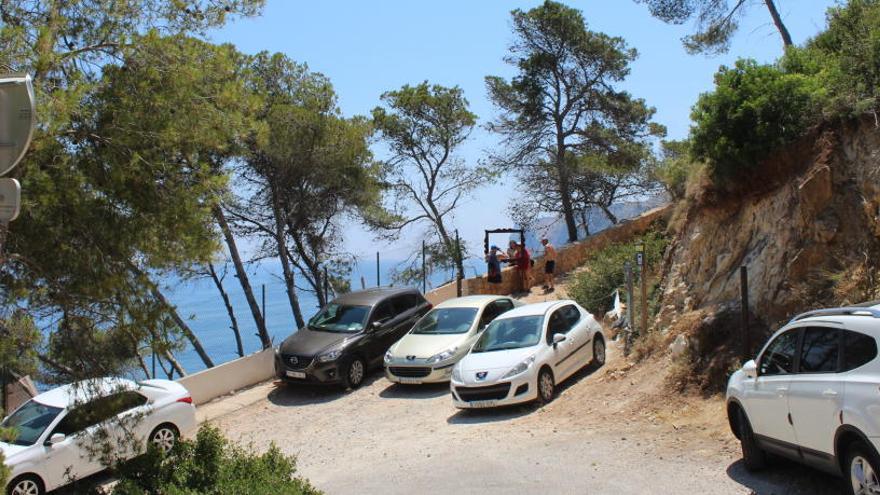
{"left": 745, "top": 328, "right": 799, "bottom": 453}
{"left": 546, "top": 306, "right": 585, "bottom": 380}
{"left": 42, "top": 407, "right": 106, "bottom": 488}
{"left": 788, "top": 326, "right": 843, "bottom": 457}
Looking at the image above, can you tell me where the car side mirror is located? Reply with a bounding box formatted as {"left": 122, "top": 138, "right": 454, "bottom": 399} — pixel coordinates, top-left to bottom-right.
{"left": 743, "top": 359, "right": 758, "bottom": 379}
{"left": 371, "top": 320, "right": 386, "bottom": 331}
{"left": 46, "top": 433, "right": 65, "bottom": 446}
{"left": 552, "top": 333, "right": 566, "bottom": 346}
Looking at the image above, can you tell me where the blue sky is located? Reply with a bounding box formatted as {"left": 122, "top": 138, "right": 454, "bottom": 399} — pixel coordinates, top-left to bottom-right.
{"left": 209, "top": 0, "right": 836, "bottom": 264}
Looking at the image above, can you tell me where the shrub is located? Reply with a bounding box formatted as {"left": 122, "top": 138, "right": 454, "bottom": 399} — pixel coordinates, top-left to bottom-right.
{"left": 689, "top": 59, "right": 824, "bottom": 183}
{"left": 113, "top": 425, "right": 322, "bottom": 495}
{"left": 653, "top": 139, "right": 699, "bottom": 200}
{"left": 568, "top": 229, "right": 668, "bottom": 317}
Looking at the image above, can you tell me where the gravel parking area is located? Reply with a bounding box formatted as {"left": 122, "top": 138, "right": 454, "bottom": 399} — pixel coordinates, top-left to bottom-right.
{"left": 205, "top": 340, "right": 845, "bottom": 495}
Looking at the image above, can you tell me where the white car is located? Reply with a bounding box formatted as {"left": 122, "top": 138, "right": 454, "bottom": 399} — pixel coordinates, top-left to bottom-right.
{"left": 450, "top": 300, "right": 605, "bottom": 409}
{"left": 384, "top": 295, "right": 519, "bottom": 384}
{"left": 726, "top": 304, "right": 880, "bottom": 495}
{"left": 2, "top": 377, "right": 196, "bottom": 495}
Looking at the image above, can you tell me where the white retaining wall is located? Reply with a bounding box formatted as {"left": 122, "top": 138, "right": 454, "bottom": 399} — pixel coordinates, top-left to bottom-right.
{"left": 177, "top": 348, "right": 275, "bottom": 405}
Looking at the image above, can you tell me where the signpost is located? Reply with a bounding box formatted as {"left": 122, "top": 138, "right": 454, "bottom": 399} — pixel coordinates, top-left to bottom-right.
{"left": 636, "top": 242, "right": 647, "bottom": 336}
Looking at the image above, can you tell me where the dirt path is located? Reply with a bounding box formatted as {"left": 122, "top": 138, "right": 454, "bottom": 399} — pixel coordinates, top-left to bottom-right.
{"left": 205, "top": 334, "right": 842, "bottom": 495}
{"left": 201, "top": 276, "right": 843, "bottom": 494}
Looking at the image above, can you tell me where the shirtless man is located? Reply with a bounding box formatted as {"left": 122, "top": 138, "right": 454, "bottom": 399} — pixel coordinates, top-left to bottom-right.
{"left": 541, "top": 238, "right": 557, "bottom": 292}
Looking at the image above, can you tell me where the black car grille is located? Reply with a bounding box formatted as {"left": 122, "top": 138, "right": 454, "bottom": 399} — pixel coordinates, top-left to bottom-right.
{"left": 389, "top": 366, "right": 432, "bottom": 378}
{"left": 281, "top": 354, "right": 313, "bottom": 370}
{"left": 455, "top": 383, "right": 511, "bottom": 402}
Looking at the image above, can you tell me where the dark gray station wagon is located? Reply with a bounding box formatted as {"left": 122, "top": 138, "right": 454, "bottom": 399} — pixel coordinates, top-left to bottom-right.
{"left": 275, "top": 287, "right": 432, "bottom": 388}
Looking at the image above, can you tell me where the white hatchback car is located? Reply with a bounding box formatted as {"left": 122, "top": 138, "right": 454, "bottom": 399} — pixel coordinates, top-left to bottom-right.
{"left": 384, "top": 295, "right": 519, "bottom": 384}
{"left": 450, "top": 300, "right": 605, "bottom": 409}
{"left": 2, "top": 377, "right": 196, "bottom": 495}
{"left": 727, "top": 304, "right": 880, "bottom": 495}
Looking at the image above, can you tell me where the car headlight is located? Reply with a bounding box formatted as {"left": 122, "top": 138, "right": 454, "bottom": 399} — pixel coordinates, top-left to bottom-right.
{"left": 317, "top": 349, "right": 342, "bottom": 362}
{"left": 384, "top": 350, "right": 393, "bottom": 364}
{"left": 426, "top": 346, "right": 458, "bottom": 365}
{"left": 452, "top": 365, "right": 462, "bottom": 382}
{"left": 502, "top": 356, "right": 536, "bottom": 379}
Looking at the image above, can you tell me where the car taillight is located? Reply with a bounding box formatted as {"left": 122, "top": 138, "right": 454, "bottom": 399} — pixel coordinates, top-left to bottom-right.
{"left": 177, "top": 396, "right": 193, "bottom": 404}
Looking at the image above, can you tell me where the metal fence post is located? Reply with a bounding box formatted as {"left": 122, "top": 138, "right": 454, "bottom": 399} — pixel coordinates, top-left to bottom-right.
{"left": 422, "top": 240, "right": 427, "bottom": 294}
{"left": 376, "top": 252, "right": 381, "bottom": 287}
{"left": 455, "top": 230, "right": 462, "bottom": 297}
{"left": 741, "top": 266, "right": 750, "bottom": 361}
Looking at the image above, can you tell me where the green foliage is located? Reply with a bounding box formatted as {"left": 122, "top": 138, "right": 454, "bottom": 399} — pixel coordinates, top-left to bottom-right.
{"left": 785, "top": 0, "right": 880, "bottom": 118}
{"left": 568, "top": 230, "right": 669, "bottom": 316}
{"left": 689, "top": 59, "right": 824, "bottom": 183}
{"left": 653, "top": 140, "right": 699, "bottom": 200}
{"left": 113, "top": 425, "right": 322, "bottom": 495}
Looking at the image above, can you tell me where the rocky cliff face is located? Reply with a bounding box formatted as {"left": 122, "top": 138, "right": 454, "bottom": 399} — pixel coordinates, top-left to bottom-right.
{"left": 657, "top": 118, "right": 880, "bottom": 336}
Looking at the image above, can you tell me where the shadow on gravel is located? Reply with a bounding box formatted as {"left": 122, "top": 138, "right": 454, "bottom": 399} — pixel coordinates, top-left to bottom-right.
{"left": 726, "top": 458, "right": 844, "bottom": 495}
{"left": 267, "top": 373, "right": 384, "bottom": 407}
{"left": 379, "top": 382, "right": 450, "bottom": 399}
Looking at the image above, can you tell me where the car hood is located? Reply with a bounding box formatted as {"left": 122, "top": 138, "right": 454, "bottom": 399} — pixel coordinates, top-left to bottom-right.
{"left": 0, "top": 441, "right": 28, "bottom": 462}
{"left": 279, "top": 327, "right": 358, "bottom": 356}
{"left": 390, "top": 333, "right": 469, "bottom": 358}
{"left": 457, "top": 346, "right": 537, "bottom": 373}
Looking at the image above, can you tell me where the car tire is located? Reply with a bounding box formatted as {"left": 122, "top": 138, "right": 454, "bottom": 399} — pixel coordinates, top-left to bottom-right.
{"left": 591, "top": 336, "right": 606, "bottom": 367}
{"left": 737, "top": 408, "right": 767, "bottom": 472}
{"left": 7, "top": 474, "right": 44, "bottom": 495}
{"left": 844, "top": 440, "right": 880, "bottom": 495}
{"left": 149, "top": 423, "right": 179, "bottom": 454}
{"left": 537, "top": 367, "right": 555, "bottom": 405}
{"left": 342, "top": 357, "right": 366, "bottom": 390}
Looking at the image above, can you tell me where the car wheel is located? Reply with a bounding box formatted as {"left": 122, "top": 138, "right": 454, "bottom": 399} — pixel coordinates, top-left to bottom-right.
{"left": 737, "top": 408, "right": 767, "bottom": 471}
{"left": 149, "top": 423, "right": 179, "bottom": 454}
{"left": 343, "top": 357, "right": 366, "bottom": 390}
{"left": 592, "top": 337, "right": 606, "bottom": 367}
{"left": 537, "top": 368, "right": 555, "bottom": 405}
{"left": 845, "top": 441, "right": 880, "bottom": 495}
{"left": 7, "top": 474, "right": 44, "bottom": 495}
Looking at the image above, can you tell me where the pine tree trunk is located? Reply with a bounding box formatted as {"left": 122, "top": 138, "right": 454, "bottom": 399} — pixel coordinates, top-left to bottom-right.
{"left": 213, "top": 206, "right": 272, "bottom": 349}
{"left": 763, "top": 0, "right": 793, "bottom": 48}
{"left": 208, "top": 263, "right": 244, "bottom": 358}
{"left": 270, "top": 186, "right": 306, "bottom": 329}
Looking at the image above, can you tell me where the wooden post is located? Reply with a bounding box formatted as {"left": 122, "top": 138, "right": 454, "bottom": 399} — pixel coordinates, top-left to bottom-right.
{"left": 625, "top": 262, "right": 634, "bottom": 330}
{"left": 637, "top": 242, "right": 647, "bottom": 335}
{"left": 323, "top": 266, "right": 330, "bottom": 302}
{"left": 741, "top": 266, "right": 750, "bottom": 361}
{"left": 262, "top": 284, "right": 266, "bottom": 328}
{"left": 455, "top": 230, "right": 462, "bottom": 297}
{"left": 360, "top": 276, "right": 366, "bottom": 290}
{"left": 422, "top": 240, "right": 427, "bottom": 294}
{"left": 376, "top": 252, "right": 381, "bottom": 287}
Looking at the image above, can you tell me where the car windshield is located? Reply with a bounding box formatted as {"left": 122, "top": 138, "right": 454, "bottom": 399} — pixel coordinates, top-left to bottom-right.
{"left": 472, "top": 315, "right": 544, "bottom": 352}
{"left": 1, "top": 400, "right": 63, "bottom": 446}
{"left": 411, "top": 308, "right": 478, "bottom": 335}
{"left": 309, "top": 303, "right": 369, "bottom": 333}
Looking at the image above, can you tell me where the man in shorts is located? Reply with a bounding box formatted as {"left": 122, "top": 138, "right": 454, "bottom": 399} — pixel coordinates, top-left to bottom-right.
{"left": 541, "top": 238, "right": 557, "bottom": 293}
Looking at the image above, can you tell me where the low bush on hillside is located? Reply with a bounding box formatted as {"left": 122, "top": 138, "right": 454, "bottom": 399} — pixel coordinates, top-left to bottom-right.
{"left": 112, "top": 425, "right": 322, "bottom": 495}
{"left": 690, "top": 59, "right": 825, "bottom": 183}
{"left": 685, "top": 0, "right": 880, "bottom": 188}
{"left": 568, "top": 229, "right": 669, "bottom": 318}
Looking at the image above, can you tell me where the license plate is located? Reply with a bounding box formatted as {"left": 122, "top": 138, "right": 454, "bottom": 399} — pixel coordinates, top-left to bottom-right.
{"left": 286, "top": 371, "right": 306, "bottom": 379}
{"left": 468, "top": 400, "right": 498, "bottom": 408}
{"left": 398, "top": 377, "right": 422, "bottom": 384}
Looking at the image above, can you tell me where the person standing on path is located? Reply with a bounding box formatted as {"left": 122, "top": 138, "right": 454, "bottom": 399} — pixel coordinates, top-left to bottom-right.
{"left": 515, "top": 242, "right": 531, "bottom": 294}
{"left": 541, "top": 238, "right": 557, "bottom": 293}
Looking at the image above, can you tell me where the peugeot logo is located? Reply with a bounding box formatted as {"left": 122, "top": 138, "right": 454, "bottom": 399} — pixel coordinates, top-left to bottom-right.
{"left": 476, "top": 371, "right": 488, "bottom": 380}
{"left": 288, "top": 356, "right": 299, "bottom": 365}
{"left": 406, "top": 355, "right": 416, "bottom": 361}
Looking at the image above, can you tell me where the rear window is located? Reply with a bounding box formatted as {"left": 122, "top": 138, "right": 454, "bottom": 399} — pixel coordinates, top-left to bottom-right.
{"left": 843, "top": 330, "right": 878, "bottom": 372}
{"left": 799, "top": 327, "right": 839, "bottom": 373}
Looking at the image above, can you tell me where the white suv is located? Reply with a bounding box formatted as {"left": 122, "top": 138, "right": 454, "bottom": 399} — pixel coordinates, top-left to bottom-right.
{"left": 727, "top": 304, "right": 880, "bottom": 495}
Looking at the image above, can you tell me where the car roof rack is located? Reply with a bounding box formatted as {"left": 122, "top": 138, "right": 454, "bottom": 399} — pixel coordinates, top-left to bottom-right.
{"left": 790, "top": 306, "right": 880, "bottom": 323}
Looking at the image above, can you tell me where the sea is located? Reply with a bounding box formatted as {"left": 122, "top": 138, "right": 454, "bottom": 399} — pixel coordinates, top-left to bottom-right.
{"left": 163, "top": 256, "right": 484, "bottom": 375}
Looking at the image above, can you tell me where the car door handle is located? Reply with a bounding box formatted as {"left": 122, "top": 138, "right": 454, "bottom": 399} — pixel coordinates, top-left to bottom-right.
{"left": 776, "top": 387, "right": 788, "bottom": 396}
{"left": 822, "top": 389, "right": 839, "bottom": 397}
